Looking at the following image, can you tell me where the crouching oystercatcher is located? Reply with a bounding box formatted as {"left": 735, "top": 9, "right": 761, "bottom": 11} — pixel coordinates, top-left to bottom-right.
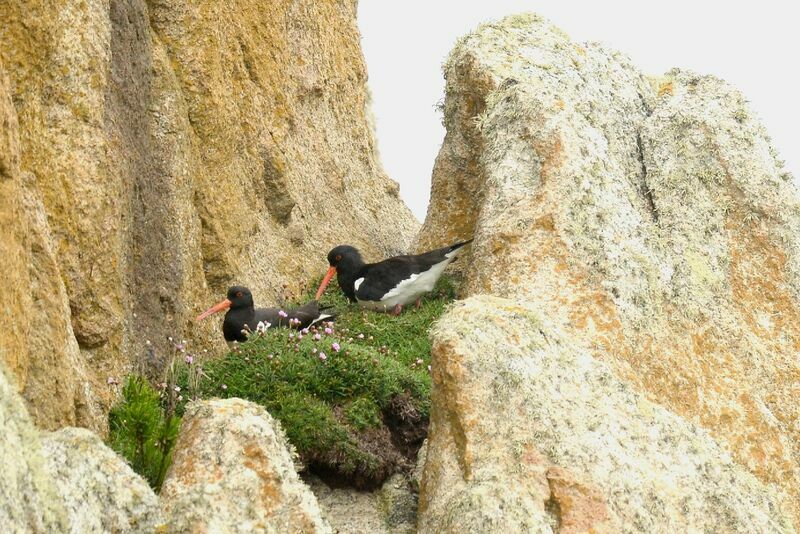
{"left": 196, "top": 286, "right": 335, "bottom": 343}
{"left": 315, "top": 240, "right": 472, "bottom": 315}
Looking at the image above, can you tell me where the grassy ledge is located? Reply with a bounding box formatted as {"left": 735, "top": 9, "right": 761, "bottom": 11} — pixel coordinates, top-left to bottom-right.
{"left": 177, "top": 275, "right": 456, "bottom": 488}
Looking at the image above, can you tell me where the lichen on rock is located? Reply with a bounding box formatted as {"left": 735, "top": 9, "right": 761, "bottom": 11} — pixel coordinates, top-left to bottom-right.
{"left": 40, "top": 427, "right": 164, "bottom": 533}
{"left": 160, "top": 398, "right": 330, "bottom": 533}
{"left": 419, "top": 296, "right": 794, "bottom": 532}
{"left": 418, "top": 12, "right": 800, "bottom": 529}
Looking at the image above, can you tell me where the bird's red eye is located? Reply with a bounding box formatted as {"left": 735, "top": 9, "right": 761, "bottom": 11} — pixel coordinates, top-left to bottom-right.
{"left": 236, "top": 291, "right": 243, "bottom": 298}
{"left": 335, "top": 255, "right": 342, "bottom": 262}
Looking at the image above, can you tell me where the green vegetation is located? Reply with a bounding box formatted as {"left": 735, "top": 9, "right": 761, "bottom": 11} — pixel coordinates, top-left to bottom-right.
{"left": 180, "top": 275, "right": 456, "bottom": 487}
{"left": 107, "top": 276, "right": 455, "bottom": 489}
{"left": 107, "top": 375, "right": 180, "bottom": 492}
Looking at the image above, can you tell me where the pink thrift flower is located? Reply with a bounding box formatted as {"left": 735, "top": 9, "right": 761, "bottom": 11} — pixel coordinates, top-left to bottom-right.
{"left": 324, "top": 327, "right": 333, "bottom": 335}
{"left": 221, "top": 384, "right": 228, "bottom": 390}
{"left": 357, "top": 333, "right": 365, "bottom": 339}
{"left": 332, "top": 342, "right": 340, "bottom": 352}
{"left": 301, "top": 328, "right": 310, "bottom": 335}
{"left": 313, "top": 333, "right": 321, "bottom": 341}
{"left": 174, "top": 385, "right": 181, "bottom": 392}
{"left": 107, "top": 377, "right": 118, "bottom": 385}
{"left": 319, "top": 352, "right": 327, "bottom": 361}
{"left": 416, "top": 359, "right": 424, "bottom": 365}
{"left": 278, "top": 310, "right": 288, "bottom": 318}
{"left": 289, "top": 333, "right": 295, "bottom": 339}
{"left": 185, "top": 355, "right": 194, "bottom": 364}
{"left": 177, "top": 395, "right": 183, "bottom": 402}
{"left": 312, "top": 348, "right": 317, "bottom": 354}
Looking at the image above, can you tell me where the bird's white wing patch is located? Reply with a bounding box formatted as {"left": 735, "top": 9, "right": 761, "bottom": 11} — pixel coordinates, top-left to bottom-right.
{"left": 310, "top": 313, "right": 334, "bottom": 325}
{"left": 354, "top": 277, "right": 365, "bottom": 291}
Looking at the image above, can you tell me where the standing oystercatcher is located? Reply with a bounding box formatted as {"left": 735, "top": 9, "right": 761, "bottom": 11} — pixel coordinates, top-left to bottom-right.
{"left": 315, "top": 240, "right": 472, "bottom": 315}
{"left": 196, "top": 286, "right": 335, "bottom": 343}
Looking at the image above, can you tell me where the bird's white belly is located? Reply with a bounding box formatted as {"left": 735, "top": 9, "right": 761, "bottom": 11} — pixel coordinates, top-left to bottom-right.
{"left": 357, "top": 258, "right": 449, "bottom": 312}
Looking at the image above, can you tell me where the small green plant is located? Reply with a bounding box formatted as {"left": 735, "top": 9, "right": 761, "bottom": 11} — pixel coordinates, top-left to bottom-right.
{"left": 108, "top": 374, "right": 181, "bottom": 491}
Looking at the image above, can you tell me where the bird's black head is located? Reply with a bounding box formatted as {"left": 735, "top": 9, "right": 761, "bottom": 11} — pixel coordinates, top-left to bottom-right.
{"left": 226, "top": 286, "right": 254, "bottom": 309}
{"left": 327, "top": 245, "right": 363, "bottom": 267}
{"left": 316, "top": 245, "right": 365, "bottom": 300}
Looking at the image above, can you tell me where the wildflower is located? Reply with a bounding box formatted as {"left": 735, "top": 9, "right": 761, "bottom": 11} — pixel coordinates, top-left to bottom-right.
{"left": 357, "top": 333, "right": 365, "bottom": 339}
{"left": 168, "top": 336, "right": 173, "bottom": 342}
{"left": 221, "top": 384, "right": 228, "bottom": 390}
{"left": 313, "top": 333, "right": 321, "bottom": 341}
{"left": 256, "top": 321, "right": 271, "bottom": 333}
{"left": 324, "top": 327, "right": 333, "bottom": 335}
{"left": 174, "top": 385, "right": 181, "bottom": 392}
{"left": 428, "top": 365, "right": 432, "bottom": 372}
{"left": 331, "top": 342, "right": 340, "bottom": 352}
{"left": 319, "top": 352, "right": 327, "bottom": 361}
{"left": 348, "top": 337, "right": 354, "bottom": 342}
{"left": 368, "top": 335, "right": 374, "bottom": 341}
{"left": 297, "top": 333, "right": 303, "bottom": 340}
{"left": 145, "top": 340, "right": 151, "bottom": 346}
{"left": 107, "top": 377, "right": 119, "bottom": 385}
{"left": 278, "top": 310, "right": 288, "bottom": 318}
{"left": 301, "top": 328, "right": 310, "bottom": 335}
{"left": 268, "top": 354, "right": 274, "bottom": 360}
{"left": 312, "top": 348, "right": 317, "bottom": 354}
{"left": 416, "top": 359, "right": 424, "bottom": 365}
{"left": 176, "top": 343, "right": 185, "bottom": 352}
{"left": 289, "top": 333, "right": 295, "bottom": 339}
{"left": 185, "top": 355, "right": 194, "bottom": 364}
{"left": 177, "top": 395, "right": 183, "bottom": 402}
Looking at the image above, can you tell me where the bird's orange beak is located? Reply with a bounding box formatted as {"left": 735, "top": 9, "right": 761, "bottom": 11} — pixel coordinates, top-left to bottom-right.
{"left": 196, "top": 298, "right": 231, "bottom": 321}
{"left": 315, "top": 266, "right": 337, "bottom": 300}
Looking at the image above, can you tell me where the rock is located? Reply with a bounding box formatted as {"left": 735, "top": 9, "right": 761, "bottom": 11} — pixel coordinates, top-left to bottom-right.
{"left": 40, "top": 427, "right": 163, "bottom": 533}
{"left": 0, "top": 0, "right": 417, "bottom": 431}
{"left": 160, "top": 398, "right": 330, "bottom": 533}
{"left": 419, "top": 296, "right": 794, "bottom": 532}
{"left": 0, "top": 364, "right": 68, "bottom": 531}
{"left": 418, "top": 13, "right": 800, "bottom": 527}
{"left": 308, "top": 473, "right": 417, "bottom": 534}
{"left": 1, "top": 363, "right": 161, "bottom": 532}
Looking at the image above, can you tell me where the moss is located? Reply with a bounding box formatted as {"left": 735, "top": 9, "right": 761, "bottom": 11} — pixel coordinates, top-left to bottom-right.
{"left": 178, "top": 275, "right": 456, "bottom": 487}
{"left": 345, "top": 397, "right": 382, "bottom": 430}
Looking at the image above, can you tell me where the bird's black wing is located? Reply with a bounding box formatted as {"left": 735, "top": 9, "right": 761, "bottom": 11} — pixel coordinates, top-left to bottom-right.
{"left": 288, "top": 300, "right": 337, "bottom": 329}
{"left": 356, "top": 240, "right": 472, "bottom": 302}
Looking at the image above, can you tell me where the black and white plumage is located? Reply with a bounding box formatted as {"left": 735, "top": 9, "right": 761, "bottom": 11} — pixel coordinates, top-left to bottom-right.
{"left": 315, "top": 240, "right": 472, "bottom": 314}
{"left": 196, "top": 286, "right": 335, "bottom": 343}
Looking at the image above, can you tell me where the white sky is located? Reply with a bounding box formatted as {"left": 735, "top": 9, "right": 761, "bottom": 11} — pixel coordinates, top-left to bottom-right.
{"left": 358, "top": 1, "right": 799, "bottom": 221}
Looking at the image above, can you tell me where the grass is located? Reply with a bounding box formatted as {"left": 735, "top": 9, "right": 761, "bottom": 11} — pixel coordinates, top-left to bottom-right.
{"left": 178, "top": 275, "right": 456, "bottom": 487}
{"left": 107, "top": 375, "right": 181, "bottom": 492}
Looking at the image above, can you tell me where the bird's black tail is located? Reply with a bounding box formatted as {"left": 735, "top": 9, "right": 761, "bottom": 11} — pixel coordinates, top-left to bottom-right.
{"left": 449, "top": 238, "right": 473, "bottom": 252}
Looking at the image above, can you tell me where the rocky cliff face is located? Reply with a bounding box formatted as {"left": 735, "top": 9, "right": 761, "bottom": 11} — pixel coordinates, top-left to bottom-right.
{"left": 0, "top": 0, "right": 417, "bottom": 431}
{"left": 419, "top": 13, "right": 799, "bottom": 530}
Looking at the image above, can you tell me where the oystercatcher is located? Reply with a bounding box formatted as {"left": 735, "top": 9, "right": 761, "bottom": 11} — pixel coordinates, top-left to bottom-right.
{"left": 196, "top": 286, "right": 335, "bottom": 343}
{"left": 315, "top": 240, "right": 472, "bottom": 315}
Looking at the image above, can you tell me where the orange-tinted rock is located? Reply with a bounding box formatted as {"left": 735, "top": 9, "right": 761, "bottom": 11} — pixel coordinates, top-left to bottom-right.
{"left": 0, "top": 0, "right": 417, "bottom": 431}
{"left": 160, "top": 398, "right": 329, "bottom": 532}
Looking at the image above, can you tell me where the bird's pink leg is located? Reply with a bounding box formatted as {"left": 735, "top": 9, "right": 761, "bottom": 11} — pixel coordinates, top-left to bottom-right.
{"left": 415, "top": 298, "right": 422, "bottom": 309}
{"left": 391, "top": 303, "right": 403, "bottom": 316}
